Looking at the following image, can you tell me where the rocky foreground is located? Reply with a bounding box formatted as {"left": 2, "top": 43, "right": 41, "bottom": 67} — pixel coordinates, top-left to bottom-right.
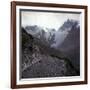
{"left": 21, "top": 28, "right": 80, "bottom": 78}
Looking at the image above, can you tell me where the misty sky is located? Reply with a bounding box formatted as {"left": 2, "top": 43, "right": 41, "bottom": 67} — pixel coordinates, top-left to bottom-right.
{"left": 21, "top": 11, "right": 80, "bottom": 30}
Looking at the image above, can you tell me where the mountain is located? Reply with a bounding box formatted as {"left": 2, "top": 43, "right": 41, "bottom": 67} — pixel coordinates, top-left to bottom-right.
{"left": 25, "top": 25, "right": 42, "bottom": 36}
{"left": 51, "top": 19, "right": 80, "bottom": 48}
{"left": 25, "top": 25, "right": 56, "bottom": 47}
{"left": 24, "top": 20, "right": 80, "bottom": 49}
{"left": 59, "top": 19, "right": 78, "bottom": 31}
{"left": 58, "top": 20, "right": 80, "bottom": 71}
{"left": 20, "top": 27, "right": 79, "bottom": 78}
{"left": 58, "top": 19, "right": 80, "bottom": 49}
{"left": 24, "top": 25, "right": 69, "bottom": 48}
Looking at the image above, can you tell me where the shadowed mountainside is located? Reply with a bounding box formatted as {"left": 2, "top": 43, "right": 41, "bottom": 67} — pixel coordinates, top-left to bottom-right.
{"left": 58, "top": 20, "right": 80, "bottom": 71}
{"left": 20, "top": 27, "right": 80, "bottom": 78}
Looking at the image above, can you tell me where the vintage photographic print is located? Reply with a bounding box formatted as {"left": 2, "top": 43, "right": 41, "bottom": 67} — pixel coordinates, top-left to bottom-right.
{"left": 11, "top": 1, "right": 87, "bottom": 88}
{"left": 20, "top": 10, "right": 80, "bottom": 78}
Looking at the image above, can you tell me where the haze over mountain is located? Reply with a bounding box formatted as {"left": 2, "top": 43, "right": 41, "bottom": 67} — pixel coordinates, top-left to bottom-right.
{"left": 24, "top": 19, "right": 80, "bottom": 48}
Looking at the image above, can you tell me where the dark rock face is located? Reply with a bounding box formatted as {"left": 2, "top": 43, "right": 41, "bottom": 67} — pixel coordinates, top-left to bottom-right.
{"left": 20, "top": 27, "right": 80, "bottom": 79}
{"left": 20, "top": 28, "right": 34, "bottom": 70}
{"left": 58, "top": 20, "right": 80, "bottom": 73}
{"left": 59, "top": 19, "right": 74, "bottom": 31}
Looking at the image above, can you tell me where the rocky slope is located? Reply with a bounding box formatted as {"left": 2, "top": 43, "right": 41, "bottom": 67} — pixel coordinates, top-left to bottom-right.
{"left": 20, "top": 27, "right": 79, "bottom": 78}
